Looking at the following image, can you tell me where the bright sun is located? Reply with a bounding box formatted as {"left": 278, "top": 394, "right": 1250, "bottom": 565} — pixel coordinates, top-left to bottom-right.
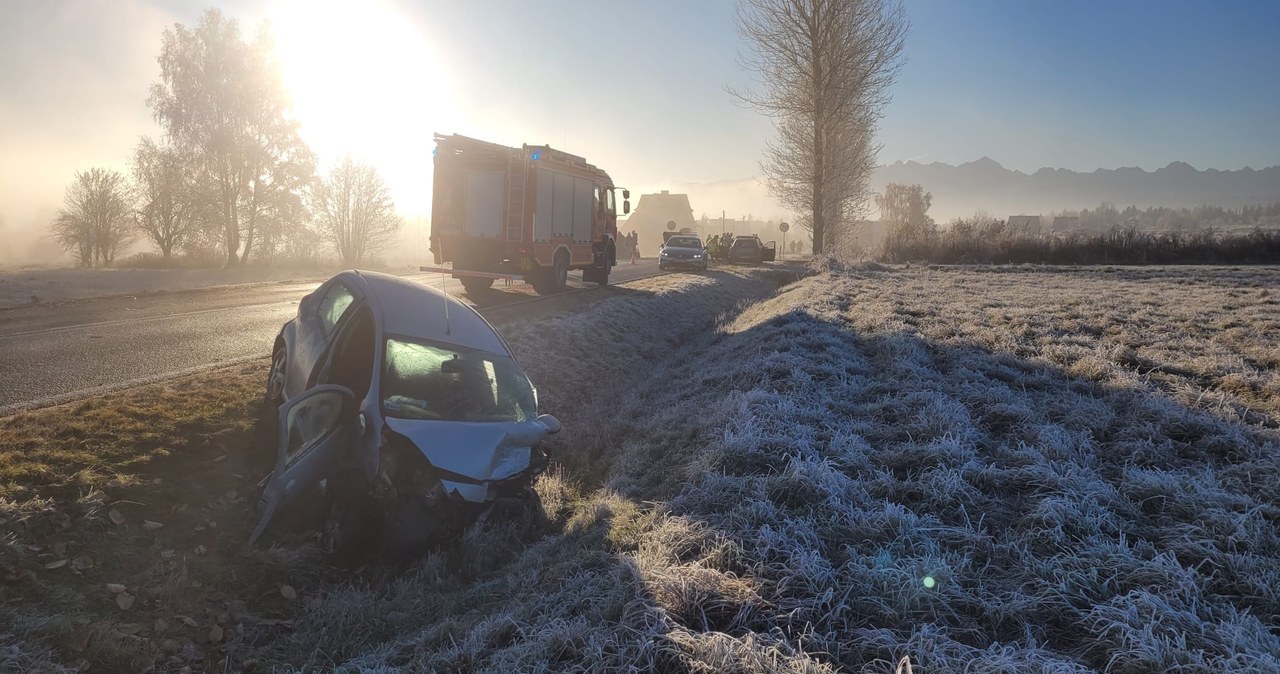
{"left": 267, "top": 0, "right": 457, "bottom": 215}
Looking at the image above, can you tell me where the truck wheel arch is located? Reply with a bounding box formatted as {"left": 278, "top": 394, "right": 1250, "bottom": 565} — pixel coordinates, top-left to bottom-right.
{"left": 549, "top": 244, "right": 573, "bottom": 267}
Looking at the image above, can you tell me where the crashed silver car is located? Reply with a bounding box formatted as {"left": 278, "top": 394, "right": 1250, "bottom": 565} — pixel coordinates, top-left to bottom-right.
{"left": 251, "top": 270, "right": 560, "bottom": 558}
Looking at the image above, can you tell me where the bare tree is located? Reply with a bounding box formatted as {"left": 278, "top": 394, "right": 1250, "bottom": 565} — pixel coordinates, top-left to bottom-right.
{"left": 148, "top": 9, "right": 314, "bottom": 267}
{"left": 876, "top": 182, "right": 934, "bottom": 259}
{"left": 313, "top": 157, "right": 402, "bottom": 265}
{"left": 733, "top": 0, "right": 907, "bottom": 256}
{"left": 132, "top": 137, "right": 201, "bottom": 259}
{"left": 50, "top": 168, "right": 134, "bottom": 267}
{"left": 876, "top": 182, "right": 933, "bottom": 234}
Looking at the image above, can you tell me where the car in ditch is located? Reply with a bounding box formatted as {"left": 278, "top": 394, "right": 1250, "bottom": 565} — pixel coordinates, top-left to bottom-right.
{"left": 253, "top": 270, "right": 561, "bottom": 559}
{"left": 726, "top": 234, "right": 777, "bottom": 264}
{"left": 658, "top": 234, "right": 708, "bottom": 271}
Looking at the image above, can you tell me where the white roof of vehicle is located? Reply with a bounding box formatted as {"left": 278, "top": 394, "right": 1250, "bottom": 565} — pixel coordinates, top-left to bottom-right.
{"left": 351, "top": 271, "right": 512, "bottom": 357}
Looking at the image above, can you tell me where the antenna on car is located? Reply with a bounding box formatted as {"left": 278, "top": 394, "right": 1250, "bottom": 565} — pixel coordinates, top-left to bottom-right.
{"left": 437, "top": 270, "right": 452, "bottom": 336}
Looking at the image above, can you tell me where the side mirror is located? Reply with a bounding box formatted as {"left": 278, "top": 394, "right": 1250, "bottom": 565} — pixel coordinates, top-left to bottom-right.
{"left": 622, "top": 189, "right": 630, "bottom": 199}
{"left": 537, "top": 414, "right": 561, "bottom": 434}
{"left": 623, "top": 200, "right": 630, "bottom": 215}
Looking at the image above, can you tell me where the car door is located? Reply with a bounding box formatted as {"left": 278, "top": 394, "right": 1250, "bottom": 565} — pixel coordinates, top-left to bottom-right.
{"left": 288, "top": 280, "right": 362, "bottom": 398}
{"left": 250, "top": 384, "right": 356, "bottom": 544}
{"left": 762, "top": 241, "right": 777, "bottom": 262}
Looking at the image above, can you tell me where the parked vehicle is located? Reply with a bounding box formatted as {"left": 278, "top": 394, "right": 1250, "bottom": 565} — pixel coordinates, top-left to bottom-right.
{"left": 427, "top": 134, "right": 629, "bottom": 295}
{"left": 255, "top": 270, "right": 561, "bottom": 560}
{"left": 658, "top": 235, "right": 708, "bottom": 271}
{"left": 726, "top": 235, "right": 778, "bottom": 264}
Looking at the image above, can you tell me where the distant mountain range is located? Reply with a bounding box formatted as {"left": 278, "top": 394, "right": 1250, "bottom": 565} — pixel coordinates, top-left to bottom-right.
{"left": 871, "top": 158, "right": 1280, "bottom": 220}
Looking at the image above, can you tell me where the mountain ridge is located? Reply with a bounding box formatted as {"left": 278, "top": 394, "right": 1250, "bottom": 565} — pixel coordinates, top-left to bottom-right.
{"left": 871, "top": 159, "right": 1280, "bottom": 219}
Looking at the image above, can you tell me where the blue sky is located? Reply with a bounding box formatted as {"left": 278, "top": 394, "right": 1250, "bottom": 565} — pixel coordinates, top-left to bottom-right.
{"left": 882, "top": 1, "right": 1280, "bottom": 171}
{"left": 2, "top": 0, "right": 1278, "bottom": 248}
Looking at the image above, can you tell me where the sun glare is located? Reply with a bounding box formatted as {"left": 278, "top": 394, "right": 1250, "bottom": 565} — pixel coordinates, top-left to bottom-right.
{"left": 268, "top": 0, "right": 457, "bottom": 215}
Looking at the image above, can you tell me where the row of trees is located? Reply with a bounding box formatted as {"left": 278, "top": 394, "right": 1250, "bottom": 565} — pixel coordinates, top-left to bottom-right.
{"left": 876, "top": 182, "right": 1280, "bottom": 264}
{"left": 51, "top": 10, "right": 399, "bottom": 268}
{"left": 1048, "top": 202, "right": 1280, "bottom": 233}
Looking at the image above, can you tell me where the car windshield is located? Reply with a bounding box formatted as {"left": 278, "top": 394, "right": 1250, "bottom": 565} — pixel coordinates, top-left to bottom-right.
{"left": 733, "top": 239, "right": 758, "bottom": 248}
{"left": 667, "top": 237, "right": 701, "bottom": 248}
{"left": 381, "top": 338, "right": 536, "bottom": 422}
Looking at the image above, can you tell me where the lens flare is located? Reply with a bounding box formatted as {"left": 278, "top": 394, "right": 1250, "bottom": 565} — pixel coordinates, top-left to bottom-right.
{"left": 922, "top": 576, "right": 936, "bottom": 589}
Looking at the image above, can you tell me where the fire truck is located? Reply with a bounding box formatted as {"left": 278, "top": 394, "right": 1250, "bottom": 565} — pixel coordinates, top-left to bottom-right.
{"left": 427, "top": 134, "right": 629, "bottom": 295}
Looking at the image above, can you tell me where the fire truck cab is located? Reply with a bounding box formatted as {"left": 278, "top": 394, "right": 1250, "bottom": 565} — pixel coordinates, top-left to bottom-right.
{"left": 428, "top": 134, "right": 629, "bottom": 295}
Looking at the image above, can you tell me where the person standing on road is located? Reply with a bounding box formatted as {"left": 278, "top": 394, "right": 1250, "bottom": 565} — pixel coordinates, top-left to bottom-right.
{"left": 630, "top": 231, "right": 639, "bottom": 264}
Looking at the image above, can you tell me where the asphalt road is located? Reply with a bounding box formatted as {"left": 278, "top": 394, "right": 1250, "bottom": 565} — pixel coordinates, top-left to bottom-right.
{"left": 0, "top": 261, "right": 664, "bottom": 413}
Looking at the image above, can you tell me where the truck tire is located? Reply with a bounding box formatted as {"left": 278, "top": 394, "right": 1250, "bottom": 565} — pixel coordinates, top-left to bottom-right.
{"left": 552, "top": 253, "right": 569, "bottom": 291}
{"left": 461, "top": 277, "right": 495, "bottom": 293}
{"left": 530, "top": 252, "right": 570, "bottom": 295}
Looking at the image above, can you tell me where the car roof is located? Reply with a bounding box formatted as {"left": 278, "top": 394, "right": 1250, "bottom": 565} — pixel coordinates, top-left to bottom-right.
{"left": 343, "top": 270, "right": 512, "bottom": 357}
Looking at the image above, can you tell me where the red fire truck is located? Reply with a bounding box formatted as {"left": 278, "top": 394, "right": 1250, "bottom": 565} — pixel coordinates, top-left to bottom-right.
{"left": 427, "top": 134, "right": 629, "bottom": 295}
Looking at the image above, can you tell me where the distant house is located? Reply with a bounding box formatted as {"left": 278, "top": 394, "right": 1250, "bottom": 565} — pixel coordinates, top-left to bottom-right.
{"left": 1053, "top": 216, "right": 1080, "bottom": 232}
{"left": 618, "top": 190, "right": 696, "bottom": 254}
{"left": 1007, "top": 215, "right": 1041, "bottom": 233}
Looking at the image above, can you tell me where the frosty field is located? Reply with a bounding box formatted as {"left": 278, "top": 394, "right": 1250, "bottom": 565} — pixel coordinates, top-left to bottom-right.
{"left": 2, "top": 264, "right": 1278, "bottom": 672}
{"left": 597, "top": 264, "right": 1280, "bottom": 672}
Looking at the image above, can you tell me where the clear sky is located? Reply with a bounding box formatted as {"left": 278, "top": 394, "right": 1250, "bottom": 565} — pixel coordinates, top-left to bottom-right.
{"left": 2, "top": 0, "right": 1278, "bottom": 258}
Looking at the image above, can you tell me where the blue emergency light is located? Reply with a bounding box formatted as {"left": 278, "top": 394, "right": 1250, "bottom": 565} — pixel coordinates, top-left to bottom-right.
{"left": 530, "top": 150, "right": 541, "bottom": 161}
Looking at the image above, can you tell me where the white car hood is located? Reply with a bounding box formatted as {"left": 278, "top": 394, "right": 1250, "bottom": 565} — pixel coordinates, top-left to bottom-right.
{"left": 384, "top": 417, "right": 551, "bottom": 482}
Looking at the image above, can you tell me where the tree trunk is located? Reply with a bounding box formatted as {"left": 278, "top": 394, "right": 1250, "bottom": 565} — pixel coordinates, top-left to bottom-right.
{"left": 809, "top": 7, "right": 825, "bottom": 256}
{"left": 225, "top": 223, "right": 240, "bottom": 267}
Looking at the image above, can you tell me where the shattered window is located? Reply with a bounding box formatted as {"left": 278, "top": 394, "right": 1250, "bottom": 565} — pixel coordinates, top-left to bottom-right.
{"left": 382, "top": 338, "right": 536, "bottom": 422}
{"left": 317, "top": 283, "right": 355, "bottom": 337}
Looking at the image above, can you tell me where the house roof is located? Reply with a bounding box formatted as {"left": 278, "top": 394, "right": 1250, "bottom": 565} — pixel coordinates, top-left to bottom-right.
{"left": 624, "top": 191, "right": 697, "bottom": 230}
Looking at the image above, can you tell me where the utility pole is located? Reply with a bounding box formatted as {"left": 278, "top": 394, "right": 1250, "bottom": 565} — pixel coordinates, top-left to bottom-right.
{"left": 721, "top": 210, "right": 726, "bottom": 235}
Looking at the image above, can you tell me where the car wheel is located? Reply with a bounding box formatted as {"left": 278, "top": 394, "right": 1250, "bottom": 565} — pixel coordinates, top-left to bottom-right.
{"left": 321, "top": 486, "right": 365, "bottom": 566}
{"left": 266, "top": 344, "right": 287, "bottom": 405}
{"left": 486, "top": 484, "right": 548, "bottom": 537}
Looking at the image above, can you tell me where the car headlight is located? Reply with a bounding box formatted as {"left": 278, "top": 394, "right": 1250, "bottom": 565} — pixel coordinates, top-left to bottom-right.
{"left": 693, "top": 253, "right": 703, "bottom": 258}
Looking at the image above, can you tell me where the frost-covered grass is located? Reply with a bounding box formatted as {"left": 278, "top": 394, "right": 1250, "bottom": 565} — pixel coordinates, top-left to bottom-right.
{"left": 254, "top": 265, "right": 1280, "bottom": 672}
{"left": 5, "top": 264, "right": 1277, "bottom": 672}
{"left": 602, "top": 265, "right": 1280, "bottom": 672}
